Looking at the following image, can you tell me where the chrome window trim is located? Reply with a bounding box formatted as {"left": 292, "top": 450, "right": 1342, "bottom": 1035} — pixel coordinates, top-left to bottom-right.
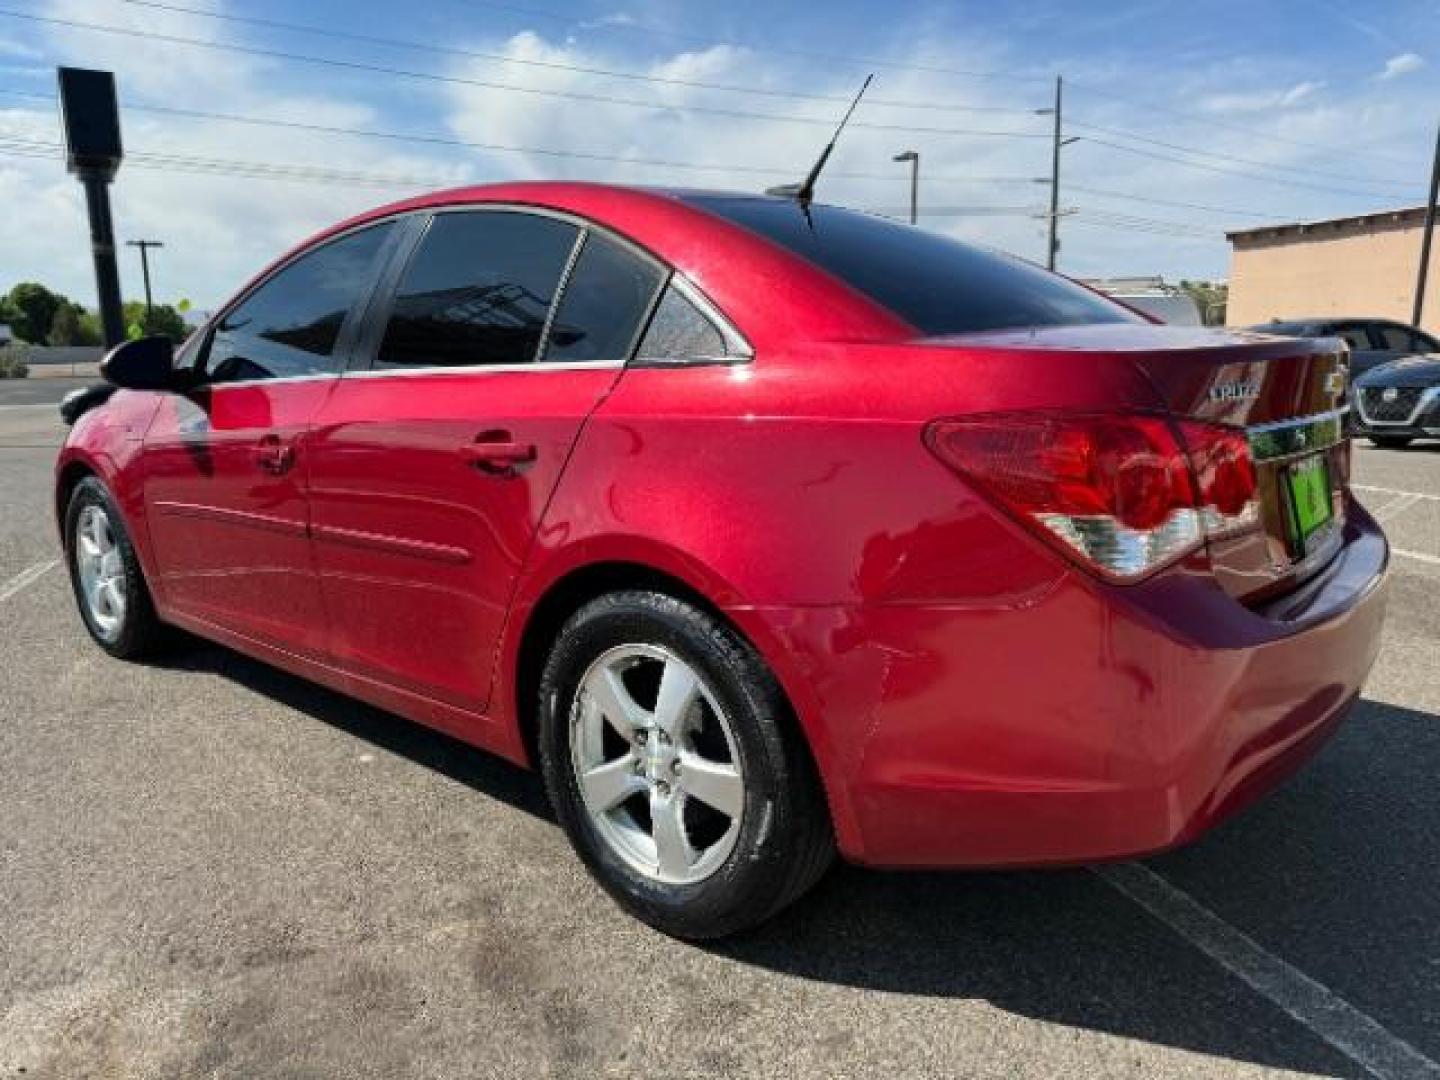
{"left": 340, "top": 359, "right": 625, "bottom": 380}
{"left": 188, "top": 371, "right": 340, "bottom": 392}
{"left": 1355, "top": 385, "right": 1440, "bottom": 427}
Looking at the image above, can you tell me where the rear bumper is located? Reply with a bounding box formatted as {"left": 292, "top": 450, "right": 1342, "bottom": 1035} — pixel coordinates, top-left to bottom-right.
{"left": 752, "top": 502, "right": 1389, "bottom": 868}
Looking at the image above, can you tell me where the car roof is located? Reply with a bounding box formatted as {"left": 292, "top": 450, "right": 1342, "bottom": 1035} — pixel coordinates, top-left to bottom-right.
{"left": 250, "top": 182, "right": 913, "bottom": 351}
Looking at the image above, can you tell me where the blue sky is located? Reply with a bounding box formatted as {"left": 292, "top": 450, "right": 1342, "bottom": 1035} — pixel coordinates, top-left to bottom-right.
{"left": 0, "top": 0, "right": 1436, "bottom": 309}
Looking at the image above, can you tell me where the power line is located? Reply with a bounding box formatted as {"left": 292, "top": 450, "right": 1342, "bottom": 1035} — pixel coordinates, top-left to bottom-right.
{"left": 1069, "top": 119, "right": 1419, "bottom": 191}
{"left": 1070, "top": 80, "right": 1424, "bottom": 170}
{"left": 0, "top": 89, "right": 1042, "bottom": 184}
{"left": 1079, "top": 137, "right": 1421, "bottom": 201}
{"left": 0, "top": 10, "right": 1049, "bottom": 139}
{"left": 109, "top": 0, "right": 1046, "bottom": 116}
{"left": 379, "top": 0, "right": 1056, "bottom": 84}
{"left": 1065, "top": 183, "right": 1296, "bottom": 222}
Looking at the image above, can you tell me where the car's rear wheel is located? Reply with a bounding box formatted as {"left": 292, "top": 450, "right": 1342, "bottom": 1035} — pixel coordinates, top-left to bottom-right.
{"left": 538, "top": 590, "right": 833, "bottom": 939}
{"left": 1369, "top": 435, "right": 1414, "bottom": 449}
{"left": 64, "top": 476, "right": 169, "bottom": 659}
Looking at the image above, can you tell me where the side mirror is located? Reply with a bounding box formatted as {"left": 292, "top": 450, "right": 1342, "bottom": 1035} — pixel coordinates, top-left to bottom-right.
{"left": 100, "top": 335, "right": 177, "bottom": 390}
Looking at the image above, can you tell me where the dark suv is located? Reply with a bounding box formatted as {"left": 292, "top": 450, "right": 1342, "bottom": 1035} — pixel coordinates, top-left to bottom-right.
{"left": 1253, "top": 317, "right": 1439, "bottom": 379}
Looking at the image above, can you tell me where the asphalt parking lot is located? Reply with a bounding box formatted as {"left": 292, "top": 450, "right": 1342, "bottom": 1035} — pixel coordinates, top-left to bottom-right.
{"left": 1, "top": 378, "right": 1437, "bottom": 1079}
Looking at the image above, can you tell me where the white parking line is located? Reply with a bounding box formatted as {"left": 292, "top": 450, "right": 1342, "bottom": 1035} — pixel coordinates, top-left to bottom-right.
{"left": 1394, "top": 548, "right": 1440, "bottom": 567}
{"left": 0, "top": 403, "right": 61, "bottom": 412}
{"left": 0, "top": 559, "right": 59, "bottom": 603}
{"left": 1353, "top": 484, "right": 1440, "bottom": 503}
{"left": 1373, "top": 494, "right": 1423, "bottom": 522}
{"left": 1095, "top": 863, "right": 1440, "bottom": 1080}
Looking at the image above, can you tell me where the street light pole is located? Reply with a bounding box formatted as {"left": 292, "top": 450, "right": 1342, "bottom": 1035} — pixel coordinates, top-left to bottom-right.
{"left": 126, "top": 239, "right": 163, "bottom": 315}
{"left": 893, "top": 150, "right": 919, "bottom": 225}
{"left": 1047, "top": 76, "right": 1063, "bottom": 270}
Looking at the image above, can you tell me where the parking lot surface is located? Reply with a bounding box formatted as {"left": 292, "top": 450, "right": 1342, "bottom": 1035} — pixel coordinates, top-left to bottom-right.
{"left": 2, "top": 378, "right": 1437, "bottom": 1079}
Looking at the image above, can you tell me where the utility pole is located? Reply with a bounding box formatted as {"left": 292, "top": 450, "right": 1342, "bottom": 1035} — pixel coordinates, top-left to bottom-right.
{"left": 893, "top": 150, "right": 919, "bottom": 224}
{"left": 1413, "top": 121, "right": 1440, "bottom": 327}
{"left": 1046, "top": 75, "right": 1063, "bottom": 270}
{"left": 126, "top": 239, "right": 163, "bottom": 314}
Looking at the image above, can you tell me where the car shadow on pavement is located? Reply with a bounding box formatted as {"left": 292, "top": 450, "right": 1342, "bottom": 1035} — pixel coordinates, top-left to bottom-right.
{"left": 155, "top": 641, "right": 554, "bottom": 822}
{"left": 710, "top": 697, "right": 1439, "bottom": 1077}
{"left": 154, "top": 642, "right": 1431, "bottom": 1077}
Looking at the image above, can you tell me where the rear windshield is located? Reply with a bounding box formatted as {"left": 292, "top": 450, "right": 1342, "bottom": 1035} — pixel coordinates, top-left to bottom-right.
{"left": 683, "top": 196, "right": 1138, "bottom": 336}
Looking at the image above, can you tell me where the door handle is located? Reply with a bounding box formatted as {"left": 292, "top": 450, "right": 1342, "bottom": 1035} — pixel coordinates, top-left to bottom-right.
{"left": 253, "top": 433, "right": 297, "bottom": 475}
{"left": 462, "top": 431, "right": 537, "bottom": 475}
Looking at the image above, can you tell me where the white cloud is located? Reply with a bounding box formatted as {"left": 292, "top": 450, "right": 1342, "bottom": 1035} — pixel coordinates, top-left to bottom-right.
{"left": 1200, "top": 80, "right": 1325, "bottom": 114}
{"left": 1377, "top": 52, "right": 1424, "bottom": 81}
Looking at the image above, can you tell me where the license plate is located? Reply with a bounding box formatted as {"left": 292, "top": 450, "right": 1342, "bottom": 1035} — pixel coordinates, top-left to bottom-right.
{"left": 1284, "top": 454, "right": 1334, "bottom": 555}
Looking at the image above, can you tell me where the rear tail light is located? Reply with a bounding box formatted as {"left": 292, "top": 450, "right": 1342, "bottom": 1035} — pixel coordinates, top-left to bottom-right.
{"left": 925, "top": 412, "right": 1259, "bottom": 581}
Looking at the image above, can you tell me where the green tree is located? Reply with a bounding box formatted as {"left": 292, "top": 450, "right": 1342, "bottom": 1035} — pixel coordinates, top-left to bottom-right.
{"left": 1179, "top": 280, "right": 1229, "bottom": 327}
{"left": 4, "top": 283, "right": 64, "bottom": 343}
{"left": 121, "top": 301, "right": 187, "bottom": 342}
{"left": 46, "top": 303, "right": 82, "bottom": 346}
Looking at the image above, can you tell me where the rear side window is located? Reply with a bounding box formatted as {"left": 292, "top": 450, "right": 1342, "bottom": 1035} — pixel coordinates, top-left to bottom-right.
{"left": 1377, "top": 325, "right": 1423, "bottom": 352}
{"left": 202, "top": 221, "right": 393, "bottom": 383}
{"left": 684, "top": 197, "right": 1137, "bottom": 336}
{"left": 377, "top": 211, "right": 579, "bottom": 369}
{"left": 634, "top": 285, "right": 733, "bottom": 363}
{"left": 543, "top": 232, "right": 665, "bottom": 364}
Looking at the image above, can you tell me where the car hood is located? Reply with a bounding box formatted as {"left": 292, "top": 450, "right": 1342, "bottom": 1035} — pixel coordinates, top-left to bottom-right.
{"left": 1356, "top": 354, "right": 1440, "bottom": 389}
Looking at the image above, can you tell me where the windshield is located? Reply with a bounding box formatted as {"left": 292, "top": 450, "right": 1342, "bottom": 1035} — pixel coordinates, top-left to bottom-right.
{"left": 682, "top": 195, "right": 1139, "bottom": 336}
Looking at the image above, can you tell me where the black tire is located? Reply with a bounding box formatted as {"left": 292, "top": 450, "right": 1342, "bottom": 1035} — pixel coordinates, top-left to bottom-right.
{"left": 64, "top": 476, "right": 170, "bottom": 659}
{"left": 538, "top": 590, "right": 834, "bottom": 939}
{"left": 1369, "top": 435, "right": 1414, "bottom": 449}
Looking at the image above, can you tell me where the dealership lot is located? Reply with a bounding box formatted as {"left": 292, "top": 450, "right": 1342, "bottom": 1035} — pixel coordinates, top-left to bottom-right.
{"left": 1, "top": 378, "right": 1437, "bottom": 1079}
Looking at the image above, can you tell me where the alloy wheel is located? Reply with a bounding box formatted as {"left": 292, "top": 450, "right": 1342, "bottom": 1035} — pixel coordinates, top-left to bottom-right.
{"left": 569, "top": 643, "right": 745, "bottom": 885}
{"left": 75, "top": 504, "right": 126, "bottom": 642}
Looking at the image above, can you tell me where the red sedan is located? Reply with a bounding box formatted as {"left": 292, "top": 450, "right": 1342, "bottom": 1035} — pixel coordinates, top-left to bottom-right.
{"left": 57, "top": 183, "right": 1388, "bottom": 938}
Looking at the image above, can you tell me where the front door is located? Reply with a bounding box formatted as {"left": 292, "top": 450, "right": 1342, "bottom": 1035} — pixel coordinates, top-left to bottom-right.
{"left": 307, "top": 210, "right": 666, "bottom": 717}
{"left": 141, "top": 221, "right": 397, "bottom": 654}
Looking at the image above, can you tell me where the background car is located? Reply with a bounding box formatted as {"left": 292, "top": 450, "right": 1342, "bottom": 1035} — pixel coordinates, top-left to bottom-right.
{"left": 1251, "top": 317, "right": 1439, "bottom": 379}
{"left": 1352, "top": 355, "right": 1440, "bottom": 447}
{"left": 57, "top": 183, "right": 1388, "bottom": 939}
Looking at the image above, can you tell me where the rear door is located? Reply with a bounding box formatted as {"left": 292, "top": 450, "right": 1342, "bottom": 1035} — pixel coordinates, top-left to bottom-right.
{"left": 141, "top": 221, "right": 396, "bottom": 654}
{"left": 307, "top": 209, "right": 666, "bottom": 715}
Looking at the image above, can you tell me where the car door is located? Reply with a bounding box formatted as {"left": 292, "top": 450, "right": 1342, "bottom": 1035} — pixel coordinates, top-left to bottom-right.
{"left": 306, "top": 209, "right": 666, "bottom": 718}
{"left": 141, "top": 220, "right": 397, "bottom": 656}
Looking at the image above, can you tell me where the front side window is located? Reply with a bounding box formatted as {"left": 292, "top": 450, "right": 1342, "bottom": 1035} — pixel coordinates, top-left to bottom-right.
{"left": 681, "top": 196, "right": 1138, "bottom": 336}
{"left": 201, "top": 222, "right": 393, "bottom": 384}
{"left": 543, "top": 232, "right": 665, "bottom": 364}
{"left": 377, "top": 211, "right": 579, "bottom": 369}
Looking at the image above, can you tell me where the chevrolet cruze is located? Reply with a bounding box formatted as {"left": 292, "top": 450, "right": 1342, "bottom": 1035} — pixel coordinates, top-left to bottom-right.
{"left": 57, "top": 183, "right": 1389, "bottom": 938}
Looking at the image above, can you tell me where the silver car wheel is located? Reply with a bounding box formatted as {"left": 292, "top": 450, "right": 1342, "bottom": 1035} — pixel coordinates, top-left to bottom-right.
{"left": 75, "top": 504, "right": 126, "bottom": 642}
{"left": 570, "top": 643, "right": 745, "bottom": 886}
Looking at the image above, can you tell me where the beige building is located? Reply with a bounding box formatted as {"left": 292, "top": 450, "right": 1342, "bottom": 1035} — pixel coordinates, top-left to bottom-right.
{"left": 1226, "top": 206, "right": 1440, "bottom": 333}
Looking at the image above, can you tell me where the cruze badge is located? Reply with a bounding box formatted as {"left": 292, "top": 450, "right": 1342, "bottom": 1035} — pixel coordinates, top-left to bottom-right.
{"left": 1209, "top": 380, "right": 1261, "bottom": 402}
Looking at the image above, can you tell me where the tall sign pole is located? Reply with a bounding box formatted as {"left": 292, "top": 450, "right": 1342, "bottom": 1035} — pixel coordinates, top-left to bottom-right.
{"left": 57, "top": 68, "right": 125, "bottom": 347}
{"left": 1413, "top": 121, "right": 1440, "bottom": 328}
